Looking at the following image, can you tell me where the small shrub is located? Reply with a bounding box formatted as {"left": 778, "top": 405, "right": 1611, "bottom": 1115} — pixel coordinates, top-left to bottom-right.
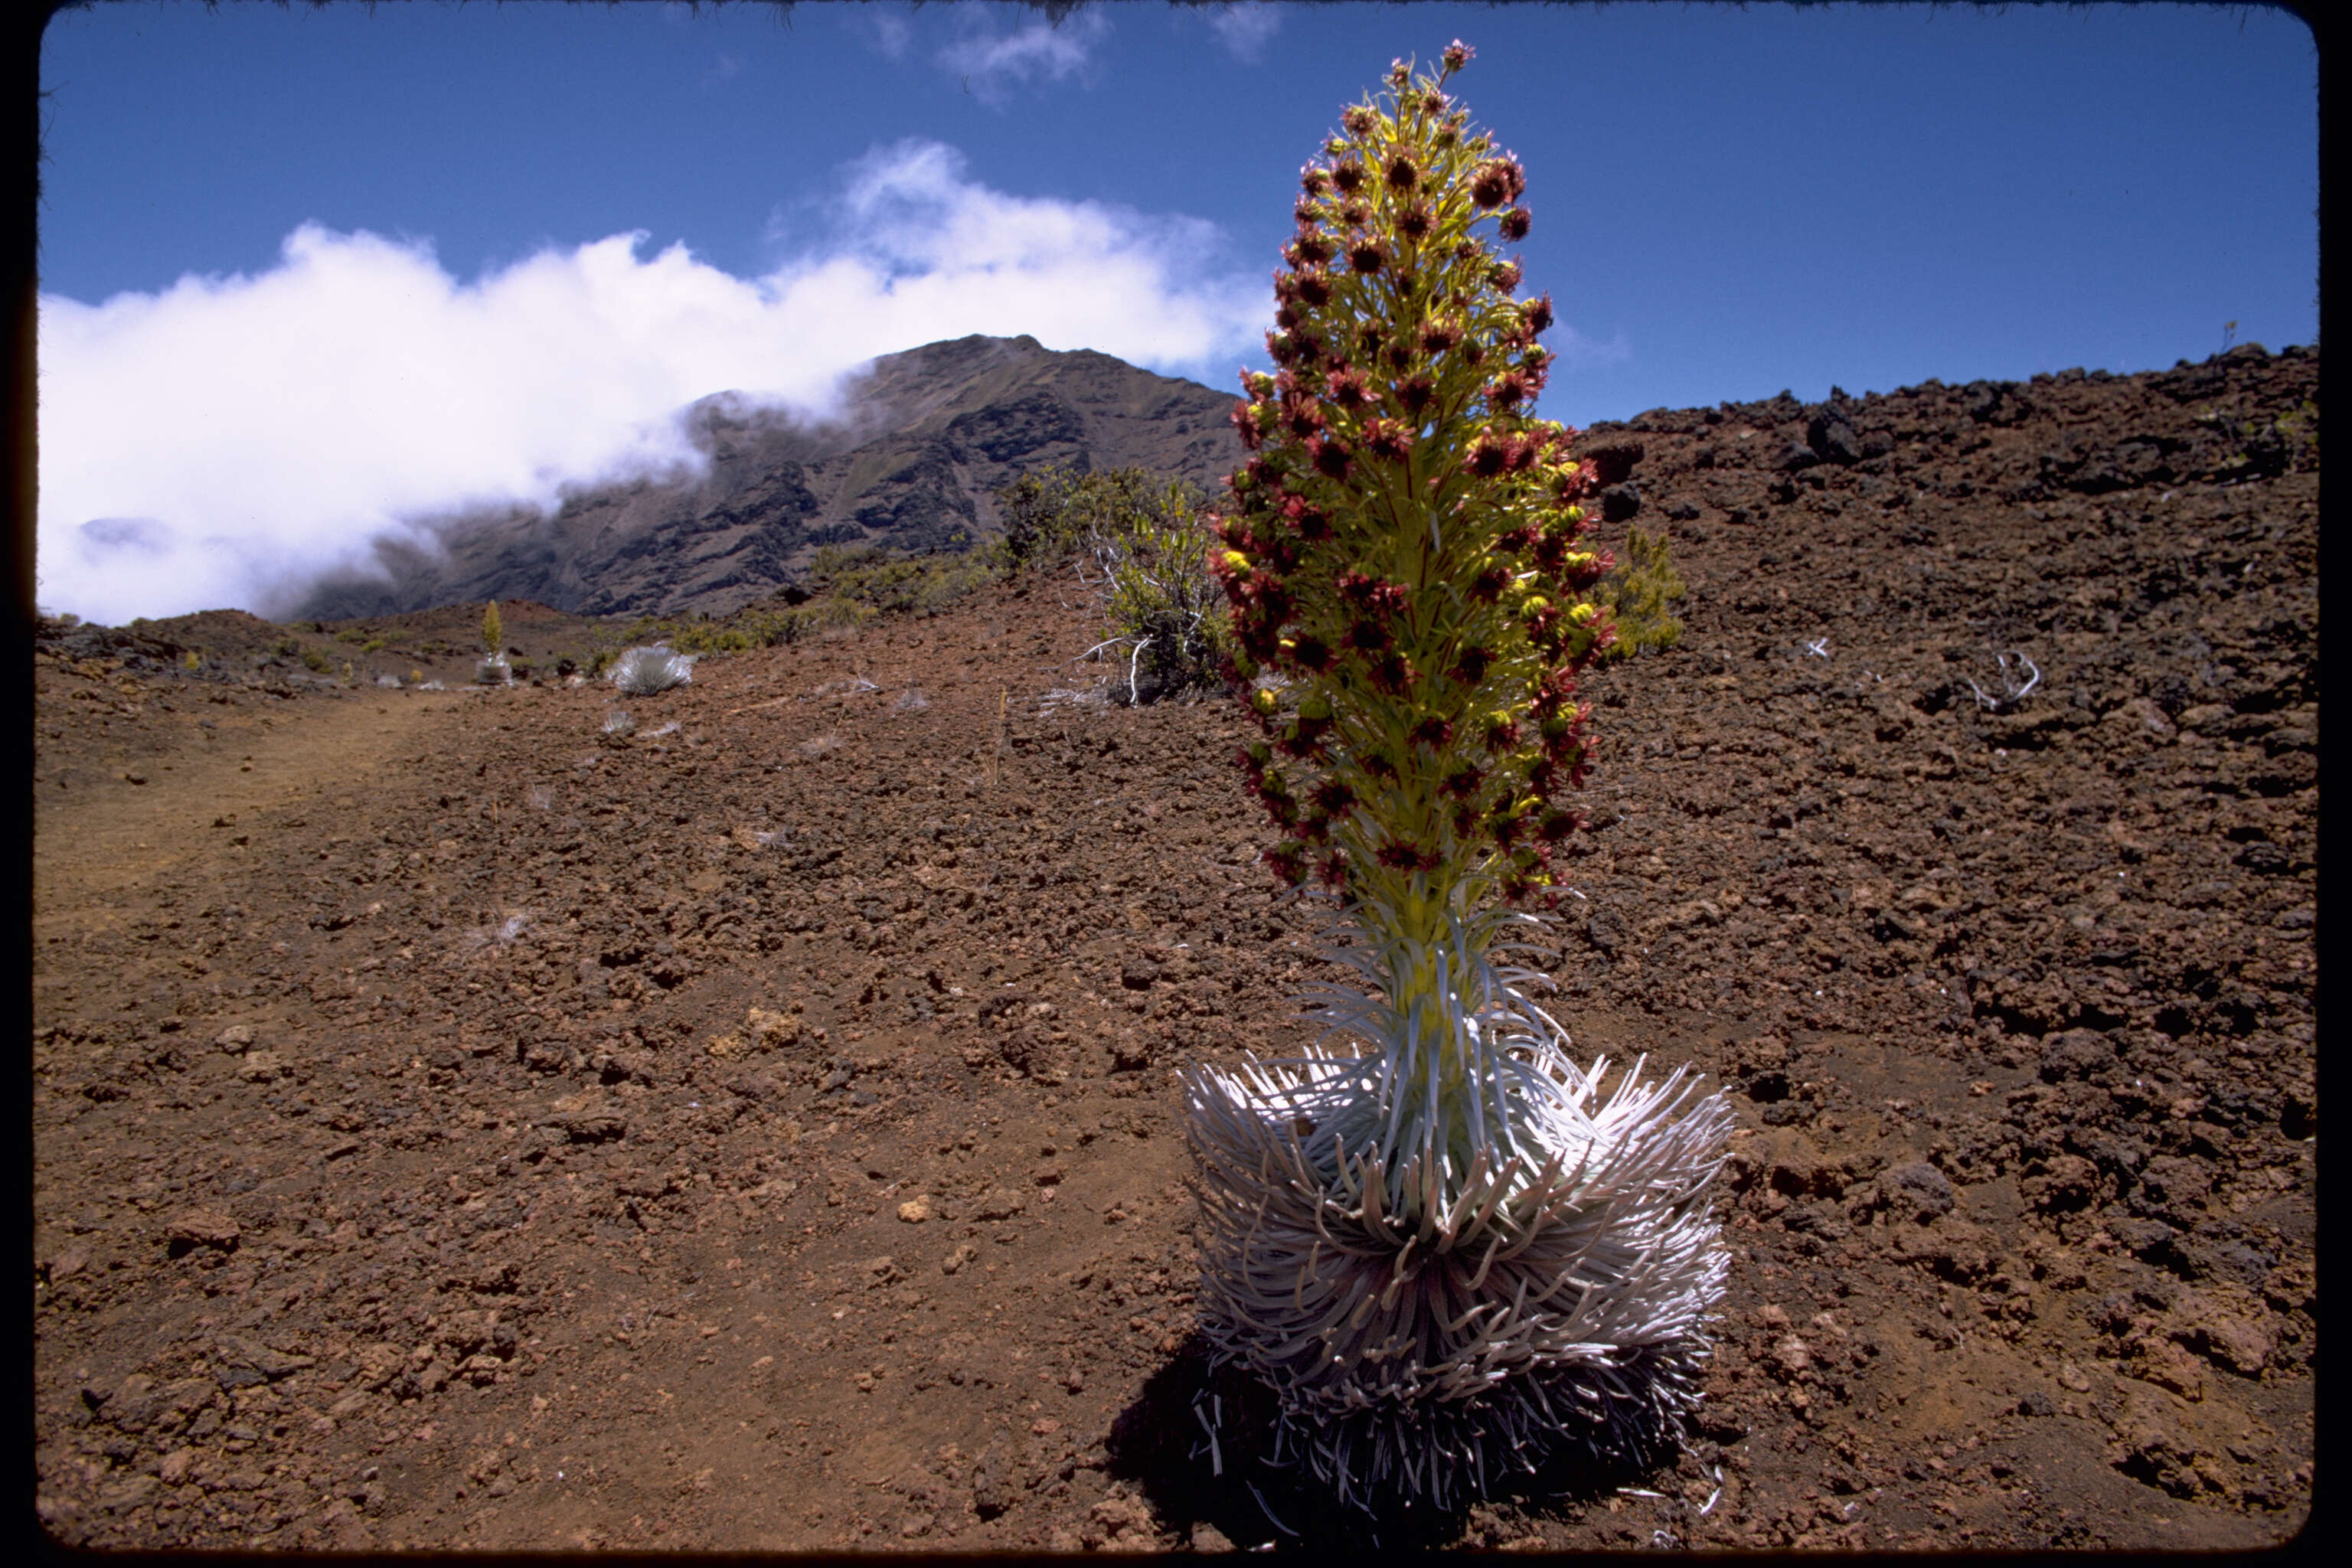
{"left": 602, "top": 709, "right": 636, "bottom": 738}
{"left": 610, "top": 645, "right": 693, "bottom": 695}
{"left": 1591, "top": 522, "right": 1685, "bottom": 659}
{"left": 669, "top": 623, "right": 754, "bottom": 655}
{"left": 1089, "top": 482, "right": 1233, "bottom": 701}
{"left": 181, "top": 650, "right": 201, "bottom": 671}
{"left": 482, "top": 600, "right": 503, "bottom": 654}
{"left": 271, "top": 635, "right": 301, "bottom": 658}
{"left": 300, "top": 648, "right": 332, "bottom": 673}
{"left": 362, "top": 637, "right": 387, "bottom": 653}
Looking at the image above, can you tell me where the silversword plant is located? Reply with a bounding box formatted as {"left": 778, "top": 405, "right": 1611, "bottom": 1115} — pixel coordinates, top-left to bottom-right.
{"left": 610, "top": 645, "right": 694, "bottom": 696}
{"left": 1185, "top": 41, "right": 1732, "bottom": 1514}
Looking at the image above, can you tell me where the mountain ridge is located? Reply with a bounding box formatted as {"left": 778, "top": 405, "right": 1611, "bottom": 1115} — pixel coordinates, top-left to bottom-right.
{"left": 293, "top": 334, "right": 1246, "bottom": 622}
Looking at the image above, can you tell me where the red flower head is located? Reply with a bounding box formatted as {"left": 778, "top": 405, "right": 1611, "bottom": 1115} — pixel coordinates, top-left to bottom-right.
{"left": 1484, "top": 371, "right": 1530, "bottom": 410}
{"left": 1523, "top": 293, "right": 1555, "bottom": 335}
{"left": 1442, "top": 39, "right": 1474, "bottom": 71}
{"left": 1290, "top": 633, "right": 1334, "bottom": 672}
{"left": 1317, "top": 852, "right": 1351, "bottom": 893}
{"left": 1483, "top": 713, "right": 1522, "bottom": 753}
{"left": 1490, "top": 259, "right": 1522, "bottom": 294}
{"left": 1467, "top": 433, "right": 1510, "bottom": 477}
{"left": 1410, "top": 714, "right": 1454, "bottom": 750}
{"left": 1468, "top": 562, "right": 1509, "bottom": 602}
{"left": 1302, "top": 165, "right": 1331, "bottom": 197}
{"left": 1331, "top": 160, "right": 1366, "bottom": 194}
{"left": 1536, "top": 807, "right": 1581, "bottom": 844}
{"left": 1532, "top": 523, "right": 1571, "bottom": 573}
{"left": 1367, "top": 650, "right": 1418, "bottom": 696}
{"left": 1384, "top": 153, "right": 1419, "bottom": 191}
{"left": 1364, "top": 418, "right": 1414, "bottom": 463}
{"left": 1266, "top": 330, "right": 1298, "bottom": 367}
{"left": 1341, "top": 201, "right": 1370, "bottom": 229}
{"left": 1292, "top": 231, "right": 1334, "bottom": 267}
{"left": 1343, "top": 105, "right": 1380, "bottom": 139}
{"left": 1498, "top": 206, "right": 1532, "bottom": 243}
{"left": 1419, "top": 320, "right": 1462, "bottom": 355}
{"left": 1230, "top": 400, "right": 1266, "bottom": 449}
{"left": 1347, "top": 239, "right": 1386, "bottom": 276}
{"left": 1295, "top": 270, "right": 1332, "bottom": 308}
{"left": 1284, "top": 397, "right": 1326, "bottom": 440}
{"left": 1471, "top": 159, "right": 1513, "bottom": 209}
{"left": 1311, "top": 779, "right": 1357, "bottom": 817}
{"left": 1362, "top": 747, "right": 1401, "bottom": 782}
{"left": 1507, "top": 433, "right": 1540, "bottom": 472}
{"left": 1420, "top": 90, "right": 1450, "bottom": 118}
{"left": 1324, "top": 366, "right": 1373, "bottom": 407}
{"left": 1448, "top": 644, "right": 1494, "bottom": 684}
{"left": 1344, "top": 616, "right": 1390, "bottom": 655}
{"left": 1263, "top": 844, "right": 1306, "bottom": 887}
{"left": 1398, "top": 374, "right": 1436, "bottom": 415}
{"left": 1441, "top": 762, "right": 1485, "bottom": 799}
{"left": 1309, "top": 436, "right": 1351, "bottom": 479}
{"left": 1374, "top": 838, "right": 1426, "bottom": 871}
{"left": 1497, "top": 522, "right": 1540, "bottom": 554}
{"left": 1396, "top": 202, "right": 1433, "bottom": 242}
{"left": 1293, "top": 194, "right": 1321, "bottom": 227}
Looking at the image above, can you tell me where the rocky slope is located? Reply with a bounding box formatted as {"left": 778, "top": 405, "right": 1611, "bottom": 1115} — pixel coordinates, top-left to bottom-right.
{"left": 33, "top": 341, "right": 2315, "bottom": 1552}
{"left": 294, "top": 335, "right": 1244, "bottom": 624}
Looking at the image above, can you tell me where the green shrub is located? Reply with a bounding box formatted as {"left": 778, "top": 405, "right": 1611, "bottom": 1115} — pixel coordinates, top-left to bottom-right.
{"left": 300, "top": 647, "right": 332, "bottom": 673}
{"left": 1589, "top": 522, "right": 1685, "bottom": 659}
{"left": 361, "top": 636, "right": 387, "bottom": 653}
{"left": 988, "top": 465, "right": 1233, "bottom": 699}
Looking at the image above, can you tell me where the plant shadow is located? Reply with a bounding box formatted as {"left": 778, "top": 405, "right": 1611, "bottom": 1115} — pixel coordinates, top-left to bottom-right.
{"left": 1105, "top": 1329, "right": 1688, "bottom": 1550}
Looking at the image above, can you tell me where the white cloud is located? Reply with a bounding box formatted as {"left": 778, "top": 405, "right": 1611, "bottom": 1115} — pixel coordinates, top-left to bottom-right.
{"left": 1205, "top": 3, "right": 1282, "bottom": 63}
{"left": 936, "top": 5, "right": 1110, "bottom": 104}
{"left": 35, "top": 142, "right": 1269, "bottom": 625}
{"left": 1548, "top": 322, "right": 1634, "bottom": 372}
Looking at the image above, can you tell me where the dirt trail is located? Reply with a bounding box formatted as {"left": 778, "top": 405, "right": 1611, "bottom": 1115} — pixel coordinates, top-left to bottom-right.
{"left": 35, "top": 690, "right": 471, "bottom": 925}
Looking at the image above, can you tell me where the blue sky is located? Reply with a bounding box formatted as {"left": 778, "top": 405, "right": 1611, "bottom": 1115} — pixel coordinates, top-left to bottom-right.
{"left": 37, "top": 1, "right": 2318, "bottom": 623}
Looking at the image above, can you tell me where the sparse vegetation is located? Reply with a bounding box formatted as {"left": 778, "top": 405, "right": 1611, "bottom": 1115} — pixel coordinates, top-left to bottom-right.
{"left": 1590, "top": 521, "right": 1686, "bottom": 659}
{"left": 300, "top": 648, "right": 332, "bottom": 674}
{"left": 482, "top": 600, "right": 503, "bottom": 654}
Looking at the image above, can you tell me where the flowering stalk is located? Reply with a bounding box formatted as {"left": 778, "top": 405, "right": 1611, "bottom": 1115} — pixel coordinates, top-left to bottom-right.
{"left": 1184, "top": 42, "right": 1730, "bottom": 1511}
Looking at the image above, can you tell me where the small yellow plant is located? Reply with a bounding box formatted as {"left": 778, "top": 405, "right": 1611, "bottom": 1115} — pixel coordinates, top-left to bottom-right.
{"left": 182, "top": 650, "right": 201, "bottom": 671}
{"left": 482, "top": 600, "right": 503, "bottom": 654}
{"left": 1591, "top": 522, "right": 1686, "bottom": 659}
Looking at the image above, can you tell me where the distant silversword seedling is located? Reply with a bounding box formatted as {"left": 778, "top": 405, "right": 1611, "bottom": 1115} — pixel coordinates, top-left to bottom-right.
{"left": 1184, "top": 41, "right": 1732, "bottom": 1513}
{"left": 609, "top": 645, "right": 694, "bottom": 696}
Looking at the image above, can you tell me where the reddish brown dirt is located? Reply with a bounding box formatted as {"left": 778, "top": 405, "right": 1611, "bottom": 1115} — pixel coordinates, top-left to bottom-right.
{"left": 32, "top": 345, "right": 2314, "bottom": 1552}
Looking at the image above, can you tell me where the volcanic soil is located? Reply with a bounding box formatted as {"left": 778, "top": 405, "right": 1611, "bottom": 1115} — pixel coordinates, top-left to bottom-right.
{"left": 31, "top": 344, "right": 2316, "bottom": 1552}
